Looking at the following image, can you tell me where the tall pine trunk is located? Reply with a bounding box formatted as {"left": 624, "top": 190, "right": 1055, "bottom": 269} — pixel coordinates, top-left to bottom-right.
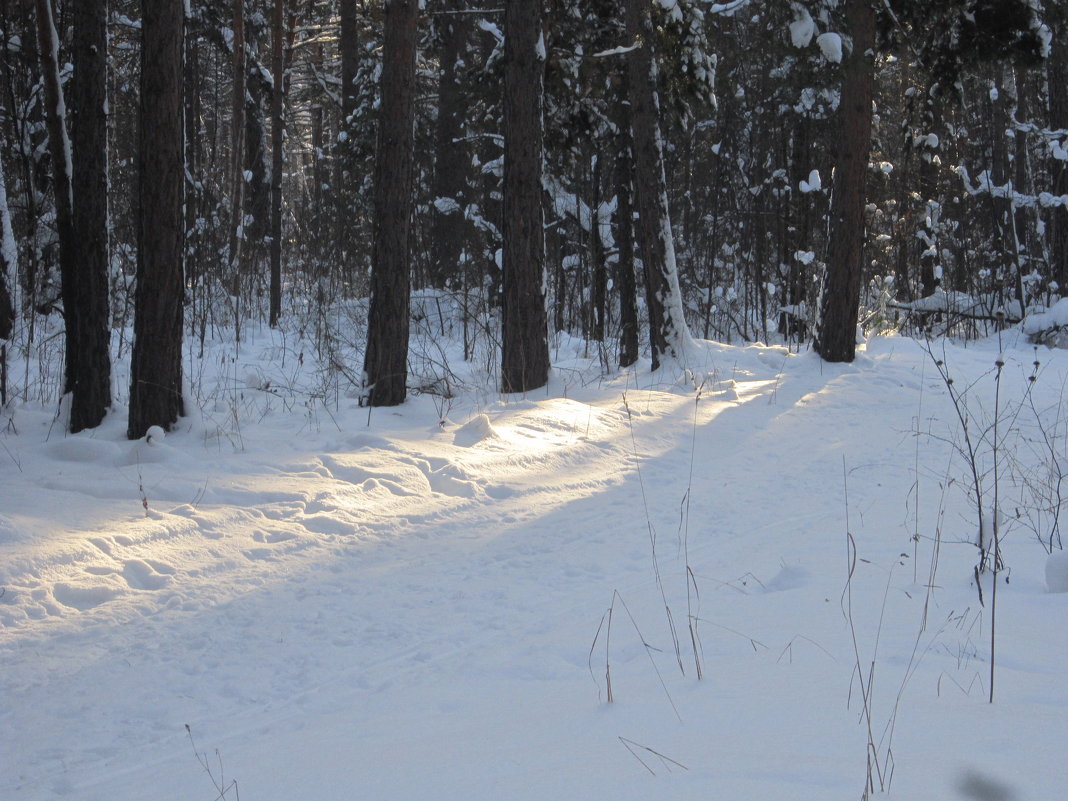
{"left": 36, "top": 0, "right": 112, "bottom": 432}
{"left": 427, "top": 0, "right": 470, "bottom": 290}
{"left": 129, "top": 0, "right": 185, "bottom": 438}
{"left": 624, "top": 0, "right": 691, "bottom": 370}
{"left": 1048, "top": 14, "right": 1068, "bottom": 291}
{"left": 815, "top": 0, "right": 875, "bottom": 364}
{"left": 362, "top": 0, "right": 417, "bottom": 407}
{"left": 500, "top": 0, "right": 549, "bottom": 394}
{"left": 268, "top": 0, "right": 285, "bottom": 327}
{"left": 0, "top": 150, "right": 15, "bottom": 406}
{"left": 70, "top": 0, "right": 113, "bottom": 431}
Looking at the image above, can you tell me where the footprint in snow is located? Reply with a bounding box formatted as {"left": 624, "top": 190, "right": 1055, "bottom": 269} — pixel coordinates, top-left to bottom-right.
{"left": 122, "top": 559, "right": 172, "bottom": 590}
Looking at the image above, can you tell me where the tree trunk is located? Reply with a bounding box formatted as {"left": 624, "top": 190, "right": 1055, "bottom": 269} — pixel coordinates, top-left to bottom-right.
{"left": 624, "top": 0, "right": 691, "bottom": 370}
{"left": 815, "top": 0, "right": 875, "bottom": 364}
{"left": 243, "top": 16, "right": 271, "bottom": 281}
{"left": 36, "top": 0, "right": 113, "bottom": 431}
{"left": 0, "top": 151, "right": 14, "bottom": 345}
{"left": 918, "top": 86, "right": 943, "bottom": 298}
{"left": 1048, "top": 15, "right": 1068, "bottom": 291}
{"left": 129, "top": 0, "right": 185, "bottom": 439}
{"left": 500, "top": 0, "right": 550, "bottom": 394}
{"left": 427, "top": 0, "right": 470, "bottom": 289}
{"left": 339, "top": 0, "right": 359, "bottom": 124}
{"left": 614, "top": 131, "right": 639, "bottom": 369}
{"left": 69, "top": 0, "right": 113, "bottom": 431}
{"left": 229, "top": 0, "right": 247, "bottom": 281}
{"left": 269, "top": 0, "right": 285, "bottom": 327}
{"left": 362, "top": 0, "right": 417, "bottom": 407}
{"left": 337, "top": 0, "right": 361, "bottom": 273}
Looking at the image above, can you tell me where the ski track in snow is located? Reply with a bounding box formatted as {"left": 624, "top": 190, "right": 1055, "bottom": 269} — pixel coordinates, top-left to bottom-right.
{"left": 2, "top": 335, "right": 1067, "bottom": 800}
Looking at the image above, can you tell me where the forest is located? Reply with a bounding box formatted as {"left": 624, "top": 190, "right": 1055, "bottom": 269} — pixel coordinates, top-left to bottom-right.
{"left": 0, "top": 0, "right": 1064, "bottom": 433}
{"left": 6, "top": 3, "right": 1068, "bottom": 799}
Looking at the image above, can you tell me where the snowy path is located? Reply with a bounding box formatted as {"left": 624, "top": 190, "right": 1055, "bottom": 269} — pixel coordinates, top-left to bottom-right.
{"left": 3, "top": 337, "right": 1067, "bottom": 800}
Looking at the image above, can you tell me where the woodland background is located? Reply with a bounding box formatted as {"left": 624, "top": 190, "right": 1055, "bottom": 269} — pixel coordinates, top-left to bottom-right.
{"left": 0, "top": 0, "right": 1064, "bottom": 432}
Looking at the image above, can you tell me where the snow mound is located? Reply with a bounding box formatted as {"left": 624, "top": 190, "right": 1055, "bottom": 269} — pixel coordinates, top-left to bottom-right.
{"left": 817, "top": 32, "right": 843, "bottom": 63}
{"left": 1023, "top": 298, "right": 1068, "bottom": 348}
{"left": 799, "top": 169, "right": 821, "bottom": 194}
{"left": 1046, "top": 550, "right": 1068, "bottom": 593}
{"left": 453, "top": 413, "right": 499, "bottom": 447}
{"left": 789, "top": 8, "right": 815, "bottom": 48}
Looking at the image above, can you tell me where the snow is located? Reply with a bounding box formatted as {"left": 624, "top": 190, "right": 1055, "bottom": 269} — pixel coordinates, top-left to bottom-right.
{"left": 799, "top": 168, "right": 821, "bottom": 193}
{"left": 788, "top": 6, "right": 815, "bottom": 49}
{"left": 1022, "top": 297, "right": 1068, "bottom": 336}
{"left": 1047, "top": 551, "right": 1068, "bottom": 592}
{"left": 816, "top": 32, "right": 843, "bottom": 64}
{"left": 2, "top": 329, "right": 1068, "bottom": 800}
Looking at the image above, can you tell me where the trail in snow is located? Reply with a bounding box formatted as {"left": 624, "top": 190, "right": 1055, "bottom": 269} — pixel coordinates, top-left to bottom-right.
{"left": 2, "top": 334, "right": 1067, "bottom": 800}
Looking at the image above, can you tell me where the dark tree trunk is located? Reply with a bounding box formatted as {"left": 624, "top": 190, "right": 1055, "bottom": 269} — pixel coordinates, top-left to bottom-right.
{"left": 268, "top": 0, "right": 285, "bottom": 327}
{"left": 362, "top": 0, "right": 417, "bottom": 407}
{"left": 500, "top": 0, "right": 550, "bottom": 394}
{"left": 815, "top": 0, "right": 875, "bottom": 364}
{"left": 69, "top": 0, "right": 113, "bottom": 432}
{"left": 987, "top": 68, "right": 1024, "bottom": 309}
{"left": 337, "top": 0, "right": 361, "bottom": 276}
{"left": 129, "top": 0, "right": 185, "bottom": 439}
{"left": 36, "top": 0, "right": 112, "bottom": 432}
{"left": 339, "top": 0, "right": 359, "bottom": 124}
{"left": 1048, "top": 20, "right": 1068, "bottom": 291}
{"left": 0, "top": 145, "right": 12, "bottom": 406}
{"left": 0, "top": 152, "right": 14, "bottom": 346}
{"left": 590, "top": 154, "right": 607, "bottom": 344}
{"left": 624, "top": 0, "right": 690, "bottom": 370}
{"left": 427, "top": 0, "right": 471, "bottom": 289}
{"left": 229, "top": 0, "right": 246, "bottom": 278}
{"left": 614, "top": 137, "right": 639, "bottom": 369}
{"left": 918, "top": 87, "right": 943, "bottom": 298}
{"left": 244, "top": 16, "right": 271, "bottom": 275}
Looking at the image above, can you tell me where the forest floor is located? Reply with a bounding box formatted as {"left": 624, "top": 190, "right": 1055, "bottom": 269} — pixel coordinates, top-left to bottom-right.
{"left": 2, "top": 326, "right": 1066, "bottom": 800}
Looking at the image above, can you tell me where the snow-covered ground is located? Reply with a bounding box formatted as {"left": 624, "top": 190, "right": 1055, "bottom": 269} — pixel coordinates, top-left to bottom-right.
{"left": 2, "top": 328, "right": 1066, "bottom": 800}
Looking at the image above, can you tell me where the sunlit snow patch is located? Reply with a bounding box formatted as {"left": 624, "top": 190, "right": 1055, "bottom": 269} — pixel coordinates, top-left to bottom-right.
{"left": 453, "top": 413, "right": 499, "bottom": 448}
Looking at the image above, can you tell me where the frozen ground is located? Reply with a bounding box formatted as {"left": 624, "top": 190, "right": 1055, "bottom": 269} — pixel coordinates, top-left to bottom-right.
{"left": 2, "top": 329, "right": 1066, "bottom": 800}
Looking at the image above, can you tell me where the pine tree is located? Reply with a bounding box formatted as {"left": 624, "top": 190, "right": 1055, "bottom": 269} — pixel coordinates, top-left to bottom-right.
{"left": 129, "top": 0, "right": 186, "bottom": 439}
{"left": 501, "top": 0, "right": 550, "bottom": 393}
{"left": 363, "top": 0, "right": 419, "bottom": 407}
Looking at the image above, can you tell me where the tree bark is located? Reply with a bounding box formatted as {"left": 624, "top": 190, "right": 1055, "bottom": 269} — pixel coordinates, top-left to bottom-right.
{"left": 1048, "top": 13, "right": 1068, "bottom": 291}
{"left": 69, "top": 0, "right": 113, "bottom": 431}
{"left": 129, "top": 0, "right": 185, "bottom": 438}
{"left": 500, "top": 0, "right": 550, "bottom": 394}
{"left": 37, "top": 0, "right": 113, "bottom": 431}
{"left": 339, "top": 0, "right": 359, "bottom": 124}
{"left": 243, "top": 15, "right": 271, "bottom": 276}
{"left": 269, "top": 0, "right": 285, "bottom": 327}
{"left": 228, "top": 0, "right": 246, "bottom": 280}
{"left": 362, "top": 0, "right": 417, "bottom": 407}
{"left": 0, "top": 151, "right": 14, "bottom": 345}
{"left": 614, "top": 131, "right": 640, "bottom": 369}
{"left": 427, "top": 0, "right": 471, "bottom": 289}
{"left": 624, "top": 0, "right": 691, "bottom": 370}
{"left": 815, "top": 0, "right": 875, "bottom": 363}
